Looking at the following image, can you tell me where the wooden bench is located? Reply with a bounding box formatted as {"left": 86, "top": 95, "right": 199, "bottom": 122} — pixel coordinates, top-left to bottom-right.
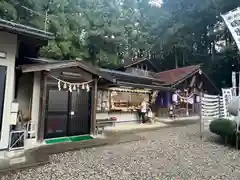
{"left": 96, "top": 118, "right": 116, "bottom": 134}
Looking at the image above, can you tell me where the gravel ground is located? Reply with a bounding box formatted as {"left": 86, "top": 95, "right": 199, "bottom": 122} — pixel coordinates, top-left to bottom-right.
{"left": 1, "top": 124, "right": 240, "bottom": 180}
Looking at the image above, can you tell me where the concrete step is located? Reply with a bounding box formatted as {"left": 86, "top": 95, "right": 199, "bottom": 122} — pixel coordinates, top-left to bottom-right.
{"left": 31, "top": 134, "right": 145, "bottom": 155}
{"left": 0, "top": 132, "right": 147, "bottom": 174}
{"left": 0, "top": 148, "right": 49, "bottom": 174}
{"left": 103, "top": 122, "right": 169, "bottom": 137}
{"left": 155, "top": 117, "right": 199, "bottom": 125}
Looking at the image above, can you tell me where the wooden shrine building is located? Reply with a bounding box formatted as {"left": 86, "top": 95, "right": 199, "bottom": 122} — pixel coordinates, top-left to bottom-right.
{"left": 101, "top": 57, "right": 220, "bottom": 118}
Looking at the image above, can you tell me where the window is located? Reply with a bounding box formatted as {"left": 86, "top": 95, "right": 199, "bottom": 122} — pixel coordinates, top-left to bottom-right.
{"left": 0, "top": 51, "right": 6, "bottom": 59}
{"left": 97, "top": 90, "right": 110, "bottom": 112}
{"left": 111, "top": 91, "right": 149, "bottom": 112}
{"left": 97, "top": 89, "right": 150, "bottom": 112}
{"left": 0, "top": 66, "right": 7, "bottom": 139}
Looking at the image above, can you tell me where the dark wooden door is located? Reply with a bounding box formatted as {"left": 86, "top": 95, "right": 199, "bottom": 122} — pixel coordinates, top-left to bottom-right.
{"left": 68, "top": 90, "right": 91, "bottom": 136}
{"left": 45, "top": 87, "right": 91, "bottom": 139}
{"left": 0, "top": 66, "right": 6, "bottom": 133}
{"left": 45, "top": 88, "right": 69, "bottom": 139}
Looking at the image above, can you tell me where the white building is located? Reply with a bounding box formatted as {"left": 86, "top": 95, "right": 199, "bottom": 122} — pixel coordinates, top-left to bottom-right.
{"left": 0, "top": 19, "right": 54, "bottom": 152}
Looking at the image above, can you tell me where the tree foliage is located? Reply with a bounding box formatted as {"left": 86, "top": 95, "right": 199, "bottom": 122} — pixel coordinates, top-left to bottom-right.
{"left": 0, "top": 0, "right": 240, "bottom": 87}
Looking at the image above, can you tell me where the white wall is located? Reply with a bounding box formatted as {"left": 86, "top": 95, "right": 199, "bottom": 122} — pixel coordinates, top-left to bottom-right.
{"left": 0, "top": 31, "right": 17, "bottom": 149}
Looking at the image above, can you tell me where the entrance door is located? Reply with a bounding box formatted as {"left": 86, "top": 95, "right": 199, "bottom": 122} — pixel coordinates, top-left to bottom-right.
{"left": 45, "top": 88, "right": 69, "bottom": 139}
{"left": 68, "top": 90, "right": 91, "bottom": 136}
{"left": 45, "top": 87, "right": 91, "bottom": 139}
{"left": 0, "top": 66, "right": 6, "bottom": 137}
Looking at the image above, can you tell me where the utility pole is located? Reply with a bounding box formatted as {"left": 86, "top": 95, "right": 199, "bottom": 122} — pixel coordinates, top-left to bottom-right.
{"left": 44, "top": 10, "right": 49, "bottom": 32}
{"left": 21, "top": 5, "right": 49, "bottom": 32}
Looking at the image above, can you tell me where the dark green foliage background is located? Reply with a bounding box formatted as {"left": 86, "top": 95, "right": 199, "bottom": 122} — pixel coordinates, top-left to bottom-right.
{"left": 0, "top": 0, "right": 240, "bottom": 89}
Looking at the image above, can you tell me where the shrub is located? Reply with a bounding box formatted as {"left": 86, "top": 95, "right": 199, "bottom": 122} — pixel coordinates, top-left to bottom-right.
{"left": 209, "top": 118, "right": 236, "bottom": 137}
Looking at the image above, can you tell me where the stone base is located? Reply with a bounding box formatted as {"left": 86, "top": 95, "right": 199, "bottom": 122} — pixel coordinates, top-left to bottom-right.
{"left": 0, "top": 133, "right": 146, "bottom": 173}
{"left": 104, "top": 122, "right": 168, "bottom": 137}
{"left": 155, "top": 116, "right": 199, "bottom": 125}
{"left": 0, "top": 148, "right": 49, "bottom": 174}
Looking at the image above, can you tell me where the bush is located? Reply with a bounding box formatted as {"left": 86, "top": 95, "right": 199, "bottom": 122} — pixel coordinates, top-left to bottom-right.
{"left": 209, "top": 118, "right": 236, "bottom": 137}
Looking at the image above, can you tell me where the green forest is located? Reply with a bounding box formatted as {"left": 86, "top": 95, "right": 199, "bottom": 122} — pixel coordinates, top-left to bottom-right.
{"left": 0, "top": 0, "right": 240, "bottom": 88}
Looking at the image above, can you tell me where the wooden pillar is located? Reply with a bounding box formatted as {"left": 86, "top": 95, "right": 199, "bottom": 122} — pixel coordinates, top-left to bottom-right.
{"left": 199, "top": 92, "right": 203, "bottom": 140}
{"left": 166, "top": 91, "right": 171, "bottom": 107}
{"left": 31, "top": 72, "right": 41, "bottom": 139}
{"left": 90, "top": 78, "right": 98, "bottom": 134}
{"left": 193, "top": 94, "right": 195, "bottom": 114}
{"left": 186, "top": 90, "right": 189, "bottom": 116}
{"left": 192, "top": 88, "right": 196, "bottom": 114}
{"left": 37, "top": 71, "right": 48, "bottom": 141}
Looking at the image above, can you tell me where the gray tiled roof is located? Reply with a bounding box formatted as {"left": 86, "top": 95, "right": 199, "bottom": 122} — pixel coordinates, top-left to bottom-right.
{"left": 0, "top": 18, "right": 54, "bottom": 40}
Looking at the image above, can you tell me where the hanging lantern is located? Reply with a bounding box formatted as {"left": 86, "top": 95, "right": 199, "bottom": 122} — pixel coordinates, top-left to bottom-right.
{"left": 58, "top": 80, "right": 61, "bottom": 91}
{"left": 73, "top": 85, "right": 77, "bottom": 91}
{"left": 86, "top": 84, "right": 90, "bottom": 92}
{"left": 172, "top": 93, "right": 178, "bottom": 102}
{"left": 199, "top": 69, "right": 202, "bottom": 75}
{"left": 82, "top": 84, "right": 85, "bottom": 89}
{"left": 196, "top": 95, "right": 200, "bottom": 103}
{"left": 77, "top": 84, "right": 80, "bottom": 93}
{"left": 69, "top": 84, "right": 72, "bottom": 92}
{"left": 63, "top": 83, "right": 67, "bottom": 89}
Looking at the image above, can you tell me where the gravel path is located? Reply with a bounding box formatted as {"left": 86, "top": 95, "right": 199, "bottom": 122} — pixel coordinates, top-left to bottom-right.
{"left": 1, "top": 124, "right": 240, "bottom": 180}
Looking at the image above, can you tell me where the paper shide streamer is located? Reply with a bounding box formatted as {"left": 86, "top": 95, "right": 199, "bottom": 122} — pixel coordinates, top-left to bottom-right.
{"left": 51, "top": 76, "right": 93, "bottom": 93}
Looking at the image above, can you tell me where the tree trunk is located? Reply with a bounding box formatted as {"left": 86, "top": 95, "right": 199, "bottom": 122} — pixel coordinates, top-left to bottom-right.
{"left": 175, "top": 47, "right": 178, "bottom": 68}
{"left": 182, "top": 50, "right": 185, "bottom": 66}
{"left": 211, "top": 41, "right": 215, "bottom": 61}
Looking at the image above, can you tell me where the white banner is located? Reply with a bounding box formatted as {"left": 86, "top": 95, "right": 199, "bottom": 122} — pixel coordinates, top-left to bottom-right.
{"left": 201, "top": 93, "right": 225, "bottom": 122}
{"left": 232, "top": 71, "right": 236, "bottom": 96}
{"left": 239, "top": 71, "right": 240, "bottom": 96}
{"left": 222, "top": 88, "right": 233, "bottom": 118}
{"left": 238, "top": 97, "right": 240, "bottom": 132}
{"left": 221, "top": 7, "right": 240, "bottom": 51}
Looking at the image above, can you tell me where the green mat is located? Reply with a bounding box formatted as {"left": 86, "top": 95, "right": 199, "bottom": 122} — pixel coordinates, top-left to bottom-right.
{"left": 45, "top": 137, "right": 70, "bottom": 144}
{"left": 69, "top": 135, "right": 94, "bottom": 142}
{"left": 45, "top": 135, "right": 94, "bottom": 144}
